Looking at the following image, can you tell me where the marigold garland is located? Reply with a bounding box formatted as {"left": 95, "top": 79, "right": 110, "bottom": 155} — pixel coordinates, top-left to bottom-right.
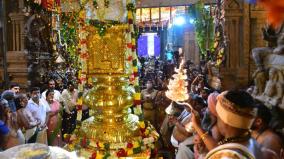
{"left": 64, "top": 121, "right": 158, "bottom": 158}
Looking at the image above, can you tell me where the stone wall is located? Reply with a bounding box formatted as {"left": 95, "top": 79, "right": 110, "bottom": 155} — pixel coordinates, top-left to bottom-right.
{"left": 220, "top": 0, "right": 267, "bottom": 90}
{"left": 6, "top": 51, "right": 28, "bottom": 87}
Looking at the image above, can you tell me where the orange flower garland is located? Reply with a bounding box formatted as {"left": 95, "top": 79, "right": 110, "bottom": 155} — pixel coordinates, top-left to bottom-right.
{"left": 252, "top": 0, "right": 284, "bottom": 28}
{"left": 261, "top": 0, "right": 284, "bottom": 28}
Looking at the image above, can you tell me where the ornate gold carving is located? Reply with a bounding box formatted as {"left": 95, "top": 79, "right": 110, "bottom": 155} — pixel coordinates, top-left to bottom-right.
{"left": 86, "top": 25, "right": 128, "bottom": 75}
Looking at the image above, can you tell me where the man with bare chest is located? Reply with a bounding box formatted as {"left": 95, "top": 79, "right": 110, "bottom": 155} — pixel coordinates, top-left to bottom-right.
{"left": 251, "top": 103, "right": 283, "bottom": 157}
{"left": 170, "top": 95, "right": 198, "bottom": 148}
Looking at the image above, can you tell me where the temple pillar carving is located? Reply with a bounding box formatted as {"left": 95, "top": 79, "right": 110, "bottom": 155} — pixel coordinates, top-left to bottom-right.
{"left": 220, "top": 0, "right": 267, "bottom": 90}
{"left": 6, "top": 0, "right": 28, "bottom": 87}
{"left": 9, "top": 13, "right": 26, "bottom": 51}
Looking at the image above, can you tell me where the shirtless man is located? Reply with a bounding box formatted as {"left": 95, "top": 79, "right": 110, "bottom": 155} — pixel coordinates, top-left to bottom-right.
{"left": 205, "top": 90, "right": 278, "bottom": 159}
{"left": 170, "top": 95, "right": 198, "bottom": 147}
{"left": 171, "top": 94, "right": 206, "bottom": 158}
{"left": 251, "top": 103, "right": 283, "bottom": 157}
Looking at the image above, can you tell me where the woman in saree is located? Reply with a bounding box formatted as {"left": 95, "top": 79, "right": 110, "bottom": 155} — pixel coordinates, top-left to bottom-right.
{"left": 46, "top": 90, "right": 63, "bottom": 146}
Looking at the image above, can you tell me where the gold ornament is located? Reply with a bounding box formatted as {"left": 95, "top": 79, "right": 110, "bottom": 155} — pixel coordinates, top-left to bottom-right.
{"left": 86, "top": 25, "right": 128, "bottom": 75}
{"left": 81, "top": 25, "right": 140, "bottom": 144}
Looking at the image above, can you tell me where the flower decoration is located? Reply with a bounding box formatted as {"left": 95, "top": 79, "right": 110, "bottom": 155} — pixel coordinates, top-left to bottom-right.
{"left": 90, "top": 152, "right": 97, "bottom": 159}
{"left": 127, "top": 142, "right": 134, "bottom": 149}
{"left": 116, "top": 148, "right": 127, "bottom": 157}
{"left": 64, "top": 119, "right": 158, "bottom": 158}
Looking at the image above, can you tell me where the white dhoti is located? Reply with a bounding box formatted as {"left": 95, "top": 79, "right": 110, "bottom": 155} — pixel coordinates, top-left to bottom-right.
{"left": 36, "top": 127, "right": 48, "bottom": 144}
{"left": 17, "top": 129, "right": 25, "bottom": 144}
{"left": 176, "top": 136, "right": 194, "bottom": 159}
{"left": 171, "top": 135, "right": 179, "bottom": 148}
{"left": 25, "top": 127, "right": 37, "bottom": 142}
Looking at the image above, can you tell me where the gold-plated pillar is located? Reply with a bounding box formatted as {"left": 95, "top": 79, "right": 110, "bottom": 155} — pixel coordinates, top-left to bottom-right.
{"left": 80, "top": 25, "right": 140, "bottom": 144}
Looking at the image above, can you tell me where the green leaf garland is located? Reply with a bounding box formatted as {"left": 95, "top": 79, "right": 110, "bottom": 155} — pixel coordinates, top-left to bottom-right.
{"left": 189, "top": 2, "right": 215, "bottom": 58}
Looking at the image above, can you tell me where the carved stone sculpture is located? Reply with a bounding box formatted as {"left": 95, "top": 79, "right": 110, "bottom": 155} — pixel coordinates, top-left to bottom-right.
{"left": 262, "top": 68, "right": 283, "bottom": 106}
{"left": 254, "top": 67, "right": 284, "bottom": 108}
{"left": 252, "top": 69, "right": 267, "bottom": 96}
{"left": 273, "top": 33, "right": 284, "bottom": 55}
{"left": 25, "top": 15, "right": 51, "bottom": 53}
{"left": 252, "top": 24, "right": 284, "bottom": 109}
{"left": 252, "top": 25, "right": 284, "bottom": 70}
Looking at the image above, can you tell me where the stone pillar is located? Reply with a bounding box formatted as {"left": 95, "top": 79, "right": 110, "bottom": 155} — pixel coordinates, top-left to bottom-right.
{"left": 6, "top": 0, "right": 28, "bottom": 88}
{"left": 220, "top": 0, "right": 245, "bottom": 89}
{"left": 9, "top": 13, "right": 25, "bottom": 51}
{"left": 184, "top": 24, "right": 199, "bottom": 65}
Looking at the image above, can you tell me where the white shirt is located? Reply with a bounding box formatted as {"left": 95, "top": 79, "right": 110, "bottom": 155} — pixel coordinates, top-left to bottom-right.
{"left": 41, "top": 89, "right": 62, "bottom": 103}
{"left": 61, "top": 89, "right": 78, "bottom": 113}
{"left": 176, "top": 136, "right": 194, "bottom": 159}
{"left": 171, "top": 112, "right": 192, "bottom": 147}
{"left": 26, "top": 99, "right": 50, "bottom": 126}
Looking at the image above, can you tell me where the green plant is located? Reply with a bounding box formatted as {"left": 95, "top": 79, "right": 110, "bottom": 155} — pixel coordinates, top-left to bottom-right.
{"left": 189, "top": 2, "right": 215, "bottom": 58}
